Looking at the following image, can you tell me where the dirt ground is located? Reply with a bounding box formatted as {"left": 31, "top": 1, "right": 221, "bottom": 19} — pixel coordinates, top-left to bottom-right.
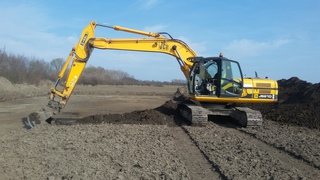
{"left": 0, "top": 77, "right": 319, "bottom": 179}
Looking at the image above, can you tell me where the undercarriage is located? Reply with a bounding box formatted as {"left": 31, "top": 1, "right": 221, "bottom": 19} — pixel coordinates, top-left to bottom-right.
{"left": 179, "top": 102, "right": 263, "bottom": 127}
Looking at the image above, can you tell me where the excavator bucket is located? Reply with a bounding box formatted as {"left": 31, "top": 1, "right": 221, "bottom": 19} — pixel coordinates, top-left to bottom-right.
{"left": 24, "top": 107, "right": 55, "bottom": 128}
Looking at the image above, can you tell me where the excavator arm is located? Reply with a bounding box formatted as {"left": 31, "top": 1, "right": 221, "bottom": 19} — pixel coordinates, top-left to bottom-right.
{"left": 48, "top": 21, "right": 197, "bottom": 112}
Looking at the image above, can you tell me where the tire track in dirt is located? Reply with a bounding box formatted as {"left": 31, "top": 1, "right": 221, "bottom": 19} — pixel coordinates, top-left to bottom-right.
{"left": 185, "top": 121, "right": 320, "bottom": 179}
{"left": 237, "top": 119, "right": 320, "bottom": 170}
{"left": 238, "top": 128, "right": 320, "bottom": 170}
{"left": 217, "top": 121, "right": 320, "bottom": 179}
{"left": 171, "top": 126, "right": 222, "bottom": 179}
{"left": 234, "top": 128, "right": 320, "bottom": 178}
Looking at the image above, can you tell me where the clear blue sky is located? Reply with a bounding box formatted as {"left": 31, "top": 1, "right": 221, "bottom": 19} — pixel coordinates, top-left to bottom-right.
{"left": 0, "top": 0, "right": 319, "bottom": 83}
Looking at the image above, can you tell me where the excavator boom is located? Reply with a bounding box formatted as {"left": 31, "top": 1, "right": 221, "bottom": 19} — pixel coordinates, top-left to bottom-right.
{"left": 51, "top": 21, "right": 197, "bottom": 108}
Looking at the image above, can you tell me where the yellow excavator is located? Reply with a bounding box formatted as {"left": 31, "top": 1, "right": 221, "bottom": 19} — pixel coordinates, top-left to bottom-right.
{"left": 28, "top": 21, "right": 278, "bottom": 127}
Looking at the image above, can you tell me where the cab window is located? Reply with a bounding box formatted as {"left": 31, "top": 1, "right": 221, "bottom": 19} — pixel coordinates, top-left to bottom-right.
{"left": 220, "top": 60, "right": 243, "bottom": 96}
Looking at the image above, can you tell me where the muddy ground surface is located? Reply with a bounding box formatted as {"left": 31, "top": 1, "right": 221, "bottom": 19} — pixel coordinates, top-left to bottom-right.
{"left": 0, "top": 77, "right": 319, "bottom": 179}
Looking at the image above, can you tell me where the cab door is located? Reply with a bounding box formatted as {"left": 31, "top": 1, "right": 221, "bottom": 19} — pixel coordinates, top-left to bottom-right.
{"left": 218, "top": 59, "right": 243, "bottom": 98}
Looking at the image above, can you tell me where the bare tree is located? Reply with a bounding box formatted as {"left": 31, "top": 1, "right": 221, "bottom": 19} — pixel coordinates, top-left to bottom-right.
{"left": 171, "top": 79, "right": 187, "bottom": 85}
{"left": 0, "top": 50, "right": 8, "bottom": 77}
{"left": 0, "top": 50, "right": 178, "bottom": 86}
{"left": 8, "top": 55, "right": 28, "bottom": 83}
{"left": 27, "top": 59, "right": 51, "bottom": 85}
{"left": 50, "top": 58, "right": 64, "bottom": 73}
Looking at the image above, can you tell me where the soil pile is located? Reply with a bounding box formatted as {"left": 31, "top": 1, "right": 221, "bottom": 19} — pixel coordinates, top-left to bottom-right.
{"left": 75, "top": 87, "right": 188, "bottom": 126}
{"left": 0, "top": 76, "right": 49, "bottom": 101}
{"left": 76, "top": 99, "right": 184, "bottom": 126}
{"left": 253, "top": 77, "right": 320, "bottom": 129}
{"left": 0, "top": 77, "right": 24, "bottom": 101}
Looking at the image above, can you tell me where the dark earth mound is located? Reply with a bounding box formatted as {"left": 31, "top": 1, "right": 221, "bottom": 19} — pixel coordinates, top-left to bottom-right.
{"left": 73, "top": 77, "right": 319, "bottom": 129}
{"left": 251, "top": 77, "right": 320, "bottom": 129}
{"left": 76, "top": 100, "right": 186, "bottom": 126}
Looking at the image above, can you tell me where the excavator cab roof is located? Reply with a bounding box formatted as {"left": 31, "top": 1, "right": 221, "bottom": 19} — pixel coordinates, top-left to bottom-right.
{"left": 188, "top": 56, "right": 236, "bottom": 64}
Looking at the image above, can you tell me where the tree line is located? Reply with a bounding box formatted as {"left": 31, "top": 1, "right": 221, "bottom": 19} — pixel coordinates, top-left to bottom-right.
{"left": 0, "top": 50, "right": 186, "bottom": 86}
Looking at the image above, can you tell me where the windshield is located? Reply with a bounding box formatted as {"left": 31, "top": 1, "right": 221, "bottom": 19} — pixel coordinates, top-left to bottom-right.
{"left": 188, "top": 58, "right": 243, "bottom": 97}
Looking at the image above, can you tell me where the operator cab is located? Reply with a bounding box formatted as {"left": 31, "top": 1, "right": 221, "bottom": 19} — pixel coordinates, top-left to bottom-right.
{"left": 188, "top": 55, "right": 243, "bottom": 98}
